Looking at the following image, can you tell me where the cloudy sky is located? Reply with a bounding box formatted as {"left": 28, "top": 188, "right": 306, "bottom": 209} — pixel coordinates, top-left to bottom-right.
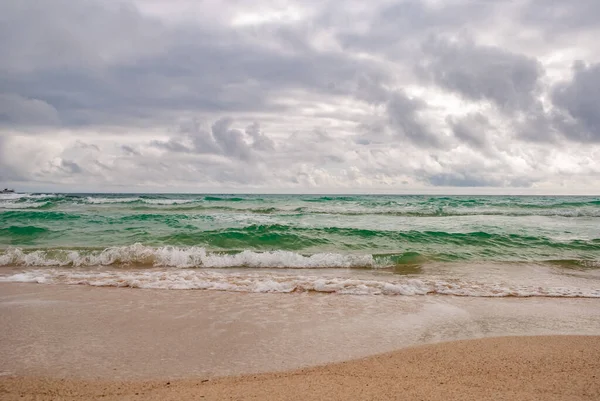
{"left": 1, "top": 0, "right": 599, "bottom": 194}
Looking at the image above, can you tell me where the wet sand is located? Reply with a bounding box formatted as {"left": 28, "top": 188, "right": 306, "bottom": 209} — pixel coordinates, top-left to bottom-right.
{"left": 1, "top": 283, "right": 600, "bottom": 400}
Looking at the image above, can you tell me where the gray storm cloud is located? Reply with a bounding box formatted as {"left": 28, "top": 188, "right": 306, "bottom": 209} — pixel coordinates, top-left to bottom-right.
{"left": 553, "top": 62, "right": 600, "bottom": 142}
{"left": 418, "top": 36, "right": 544, "bottom": 112}
{"left": 0, "top": 0, "right": 599, "bottom": 193}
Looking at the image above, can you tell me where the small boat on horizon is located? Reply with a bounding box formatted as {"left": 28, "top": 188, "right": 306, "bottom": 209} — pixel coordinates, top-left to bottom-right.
{"left": 1, "top": 188, "right": 15, "bottom": 193}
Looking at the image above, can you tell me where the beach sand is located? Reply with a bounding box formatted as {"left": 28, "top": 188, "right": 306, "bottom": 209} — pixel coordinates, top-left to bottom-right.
{"left": 1, "top": 283, "right": 600, "bottom": 400}
{"left": 2, "top": 336, "right": 600, "bottom": 400}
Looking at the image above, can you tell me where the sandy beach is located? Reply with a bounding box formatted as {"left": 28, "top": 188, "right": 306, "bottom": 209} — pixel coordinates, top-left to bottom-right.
{"left": 1, "top": 283, "right": 600, "bottom": 400}
{"left": 2, "top": 336, "right": 600, "bottom": 400}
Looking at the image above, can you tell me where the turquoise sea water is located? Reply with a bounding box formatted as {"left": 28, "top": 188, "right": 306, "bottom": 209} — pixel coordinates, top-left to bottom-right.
{"left": 1, "top": 193, "right": 599, "bottom": 296}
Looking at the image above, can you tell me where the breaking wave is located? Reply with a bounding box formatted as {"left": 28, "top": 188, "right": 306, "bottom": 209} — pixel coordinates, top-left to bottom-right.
{"left": 1, "top": 269, "right": 599, "bottom": 298}
{"left": 0, "top": 245, "right": 381, "bottom": 268}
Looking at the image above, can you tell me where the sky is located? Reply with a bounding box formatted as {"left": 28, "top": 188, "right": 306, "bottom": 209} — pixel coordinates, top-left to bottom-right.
{"left": 1, "top": 0, "right": 599, "bottom": 194}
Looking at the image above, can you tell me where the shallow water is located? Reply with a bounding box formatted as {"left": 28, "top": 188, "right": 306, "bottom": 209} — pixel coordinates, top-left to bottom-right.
{"left": 1, "top": 283, "right": 599, "bottom": 379}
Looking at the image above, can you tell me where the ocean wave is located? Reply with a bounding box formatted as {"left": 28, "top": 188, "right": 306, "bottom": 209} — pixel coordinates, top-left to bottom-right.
{"left": 2, "top": 199, "right": 600, "bottom": 217}
{"left": 1, "top": 269, "right": 598, "bottom": 298}
{"left": 302, "top": 196, "right": 359, "bottom": 202}
{"left": 0, "top": 211, "right": 81, "bottom": 221}
{"left": 127, "top": 203, "right": 600, "bottom": 217}
{"left": 1, "top": 246, "right": 598, "bottom": 270}
{"left": 0, "top": 226, "right": 51, "bottom": 237}
{"left": 133, "top": 204, "right": 600, "bottom": 217}
{"left": 0, "top": 193, "right": 58, "bottom": 200}
{"left": 140, "top": 199, "right": 196, "bottom": 205}
{"left": 159, "top": 224, "right": 600, "bottom": 252}
{"left": 293, "top": 208, "right": 600, "bottom": 217}
{"left": 1, "top": 194, "right": 599, "bottom": 217}
{"left": 1, "top": 223, "right": 599, "bottom": 256}
{"left": 0, "top": 245, "right": 380, "bottom": 268}
{"left": 0, "top": 194, "right": 58, "bottom": 209}
{"left": 84, "top": 196, "right": 142, "bottom": 204}
{"left": 204, "top": 196, "right": 249, "bottom": 202}
{"left": 0, "top": 201, "right": 52, "bottom": 209}
{"left": 85, "top": 197, "right": 197, "bottom": 205}
{"left": 180, "top": 225, "right": 600, "bottom": 252}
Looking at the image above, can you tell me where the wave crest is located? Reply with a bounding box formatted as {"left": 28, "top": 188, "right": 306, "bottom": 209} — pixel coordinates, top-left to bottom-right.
{"left": 0, "top": 245, "right": 378, "bottom": 268}
{"left": 1, "top": 269, "right": 598, "bottom": 298}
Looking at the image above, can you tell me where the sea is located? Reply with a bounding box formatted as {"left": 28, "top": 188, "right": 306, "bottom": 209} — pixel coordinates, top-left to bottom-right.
{"left": 1, "top": 193, "right": 599, "bottom": 297}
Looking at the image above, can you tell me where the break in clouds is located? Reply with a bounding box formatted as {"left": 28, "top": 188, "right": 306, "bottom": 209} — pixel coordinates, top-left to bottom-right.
{"left": 1, "top": 0, "right": 599, "bottom": 193}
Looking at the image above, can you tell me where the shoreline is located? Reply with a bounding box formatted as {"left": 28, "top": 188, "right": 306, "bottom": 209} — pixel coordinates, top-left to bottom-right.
{"left": 2, "top": 264, "right": 599, "bottom": 297}
{"left": 2, "top": 283, "right": 600, "bottom": 399}
{"left": 2, "top": 335, "right": 600, "bottom": 400}
{"left": 2, "top": 283, "right": 600, "bottom": 379}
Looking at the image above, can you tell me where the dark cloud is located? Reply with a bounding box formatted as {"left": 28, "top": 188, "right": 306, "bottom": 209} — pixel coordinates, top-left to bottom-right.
{"left": 510, "top": 105, "right": 561, "bottom": 144}
{"left": 60, "top": 160, "right": 82, "bottom": 174}
{"left": 446, "top": 112, "right": 492, "bottom": 149}
{"left": 552, "top": 62, "right": 600, "bottom": 142}
{"left": 152, "top": 117, "right": 274, "bottom": 161}
{"left": 386, "top": 92, "right": 444, "bottom": 148}
{"left": 0, "top": 94, "right": 60, "bottom": 126}
{"left": 417, "top": 36, "right": 543, "bottom": 111}
{"left": 211, "top": 118, "right": 254, "bottom": 161}
{"left": 151, "top": 137, "right": 193, "bottom": 154}
{"left": 336, "top": 0, "right": 495, "bottom": 56}
{"left": 74, "top": 141, "right": 100, "bottom": 152}
{"left": 427, "top": 172, "right": 502, "bottom": 187}
{"left": 354, "top": 73, "right": 392, "bottom": 105}
{"left": 424, "top": 169, "right": 535, "bottom": 188}
{"left": 121, "top": 145, "right": 140, "bottom": 156}
{"left": 351, "top": 75, "right": 446, "bottom": 149}
{"left": 245, "top": 122, "right": 275, "bottom": 151}
{"left": 0, "top": 0, "right": 388, "bottom": 129}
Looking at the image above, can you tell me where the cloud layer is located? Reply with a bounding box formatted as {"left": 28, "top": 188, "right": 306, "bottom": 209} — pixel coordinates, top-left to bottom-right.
{"left": 1, "top": 0, "right": 599, "bottom": 193}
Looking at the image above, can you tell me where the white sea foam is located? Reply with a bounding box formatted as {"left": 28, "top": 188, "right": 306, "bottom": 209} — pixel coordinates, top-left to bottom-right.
{"left": 0, "top": 193, "right": 57, "bottom": 209}
{"left": 139, "top": 199, "right": 195, "bottom": 205}
{"left": 83, "top": 197, "right": 195, "bottom": 205}
{"left": 85, "top": 197, "right": 141, "bottom": 204}
{"left": 0, "top": 194, "right": 23, "bottom": 201}
{"left": 0, "top": 201, "right": 50, "bottom": 209}
{"left": 0, "top": 193, "right": 56, "bottom": 200}
{"left": 0, "top": 245, "right": 378, "bottom": 268}
{"left": 1, "top": 269, "right": 599, "bottom": 298}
